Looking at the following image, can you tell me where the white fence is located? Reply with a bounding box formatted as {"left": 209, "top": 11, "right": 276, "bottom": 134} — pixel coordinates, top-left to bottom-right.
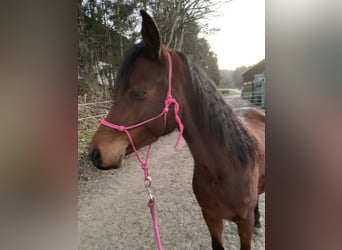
{"left": 240, "top": 91, "right": 265, "bottom": 108}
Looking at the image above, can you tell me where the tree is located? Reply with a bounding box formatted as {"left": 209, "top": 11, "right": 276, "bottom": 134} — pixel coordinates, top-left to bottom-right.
{"left": 219, "top": 65, "right": 251, "bottom": 89}
{"left": 78, "top": 0, "right": 225, "bottom": 98}
{"left": 79, "top": 0, "right": 137, "bottom": 91}
{"left": 148, "top": 0, "right": 228, "bottom": 50}
{"left": 181, "top": 22, "right": 220, "bottom": 85}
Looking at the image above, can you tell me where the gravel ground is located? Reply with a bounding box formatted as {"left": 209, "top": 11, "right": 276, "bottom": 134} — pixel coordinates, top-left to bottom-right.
{"left": 78, "top": 95, "right": 265, "bottom": 250}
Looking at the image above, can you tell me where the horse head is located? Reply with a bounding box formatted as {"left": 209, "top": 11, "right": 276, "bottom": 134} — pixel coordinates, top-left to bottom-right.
{"left": 89, "top": 10, "right": 183, "bottom": 170}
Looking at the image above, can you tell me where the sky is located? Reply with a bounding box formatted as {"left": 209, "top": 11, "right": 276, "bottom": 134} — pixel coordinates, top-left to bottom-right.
{"left": 204, "top": 0, "right": 265, "bottom": 70}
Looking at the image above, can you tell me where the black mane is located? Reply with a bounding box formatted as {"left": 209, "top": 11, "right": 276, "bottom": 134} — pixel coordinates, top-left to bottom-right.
{"left": 177, "top": 51, "right": 258, "bottom": 165}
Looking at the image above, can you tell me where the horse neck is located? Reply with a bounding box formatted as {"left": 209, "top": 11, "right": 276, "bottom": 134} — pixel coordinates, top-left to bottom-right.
{"left": 177, "top": 79, "right": 233, "bottom": 165}
{"left": 175, "top": 64, "right": 256, "bottom": 170}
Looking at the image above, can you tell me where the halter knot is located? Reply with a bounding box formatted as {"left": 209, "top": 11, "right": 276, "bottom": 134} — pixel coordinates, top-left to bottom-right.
{"left": 142, "top": 162, "right": 148, "bottom": 170}
{"left": 163, "top": 106, "right": 169, "bottom": 113}
{"left": 117, "top": 125, "right": 126, "bottom": 131}
{"left": 165, "top": 96, "right": 176, "bottom": 106}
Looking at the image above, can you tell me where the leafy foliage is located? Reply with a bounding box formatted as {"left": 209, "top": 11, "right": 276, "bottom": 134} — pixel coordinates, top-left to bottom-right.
{"left": 219, "top": 65, "right": 251, "bottom": 89}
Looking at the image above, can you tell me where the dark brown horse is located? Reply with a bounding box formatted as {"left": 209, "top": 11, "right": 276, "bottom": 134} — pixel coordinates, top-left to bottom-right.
{"left": 89, "top": 10, "right": 265, "bottom": 250}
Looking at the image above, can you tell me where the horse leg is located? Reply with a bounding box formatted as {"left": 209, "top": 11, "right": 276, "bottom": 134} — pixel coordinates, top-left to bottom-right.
{"left": 254, "top": 197, "right": 261, "bottom": 228}
{"left": 236, "top": 211, "right": 254, "bottom": 250}
{"left": 202, "top": 211, "right": 224, "bottom": 250}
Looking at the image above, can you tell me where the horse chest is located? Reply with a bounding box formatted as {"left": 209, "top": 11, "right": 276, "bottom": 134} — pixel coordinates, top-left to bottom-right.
{"left": 192, "top": 164, "right": 256, "bottom": 219}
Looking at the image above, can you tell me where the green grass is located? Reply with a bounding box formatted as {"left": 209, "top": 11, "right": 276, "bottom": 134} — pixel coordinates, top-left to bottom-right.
{"left": 84, "top": 129, "right": 96, "bottom": 142}
{"left": 78, "top": 129, "right": 97, "bottom": 157}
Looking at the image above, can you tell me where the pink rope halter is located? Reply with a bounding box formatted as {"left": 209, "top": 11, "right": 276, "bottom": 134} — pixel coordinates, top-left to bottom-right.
{"left": 100, "top": 51, "right": 184, "bottom": 250}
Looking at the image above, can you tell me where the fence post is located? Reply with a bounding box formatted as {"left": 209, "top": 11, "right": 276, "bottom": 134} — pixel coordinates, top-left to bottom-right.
{"left": 261, "top": 80, "right": 265, "bottom": 108}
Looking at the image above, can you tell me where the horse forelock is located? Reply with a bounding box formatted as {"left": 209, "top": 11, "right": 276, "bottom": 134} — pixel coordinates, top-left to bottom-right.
{"left": 176, "top": 51, "right": 259, "bottom": 166}
{"left": 114, "top": 42, "right": 166, "bottom": 97}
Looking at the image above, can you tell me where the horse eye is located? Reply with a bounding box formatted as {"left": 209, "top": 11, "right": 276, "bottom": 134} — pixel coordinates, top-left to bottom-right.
{"left": 130, "top": 90, "right": 147, "bottom": 100}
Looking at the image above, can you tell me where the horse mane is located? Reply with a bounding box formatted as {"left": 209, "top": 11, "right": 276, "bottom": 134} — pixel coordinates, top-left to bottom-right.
{"left": 176, "top": 51, "right": 258, "bottom": 165}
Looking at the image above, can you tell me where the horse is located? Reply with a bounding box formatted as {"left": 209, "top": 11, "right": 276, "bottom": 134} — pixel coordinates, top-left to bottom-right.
{"left": 89, "top": 10, "right": 265, "bottom": 250}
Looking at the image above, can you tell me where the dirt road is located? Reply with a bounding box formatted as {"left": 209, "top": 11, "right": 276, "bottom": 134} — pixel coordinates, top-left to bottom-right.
{"left": 78, "top": 95, "right": 265, "bottom": 249}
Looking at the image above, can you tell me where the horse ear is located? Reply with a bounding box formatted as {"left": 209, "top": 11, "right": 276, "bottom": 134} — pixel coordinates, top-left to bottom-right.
{"left": 140, "top": 10, "right": 163, "bottom": 59}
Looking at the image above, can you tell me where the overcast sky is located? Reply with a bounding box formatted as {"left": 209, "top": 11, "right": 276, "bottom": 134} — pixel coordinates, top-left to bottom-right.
{"left": 204, "top": 0, "right": 265, "bottom": 70}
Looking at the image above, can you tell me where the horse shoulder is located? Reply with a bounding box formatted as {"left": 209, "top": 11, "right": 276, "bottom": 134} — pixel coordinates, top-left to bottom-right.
{"left": 234, "top": 107, "right": 265, "bottom": 193}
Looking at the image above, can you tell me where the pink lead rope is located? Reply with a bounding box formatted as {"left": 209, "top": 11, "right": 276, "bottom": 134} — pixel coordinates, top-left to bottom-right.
{"left": 100, "top": 51, "right": 184, "bottom": 250}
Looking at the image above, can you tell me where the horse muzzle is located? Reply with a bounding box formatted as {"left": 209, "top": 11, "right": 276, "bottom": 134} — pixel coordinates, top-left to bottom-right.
{"left": 90, "top": 148, "right": 124, "bottom": 170}
{"left": 88, "top": 127, "right": 129, "bottom": 170}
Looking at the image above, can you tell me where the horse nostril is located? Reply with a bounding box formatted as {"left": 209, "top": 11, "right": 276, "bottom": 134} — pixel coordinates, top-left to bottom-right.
{"left": 90, "top": 148, "right": 102, "bottom": 167}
